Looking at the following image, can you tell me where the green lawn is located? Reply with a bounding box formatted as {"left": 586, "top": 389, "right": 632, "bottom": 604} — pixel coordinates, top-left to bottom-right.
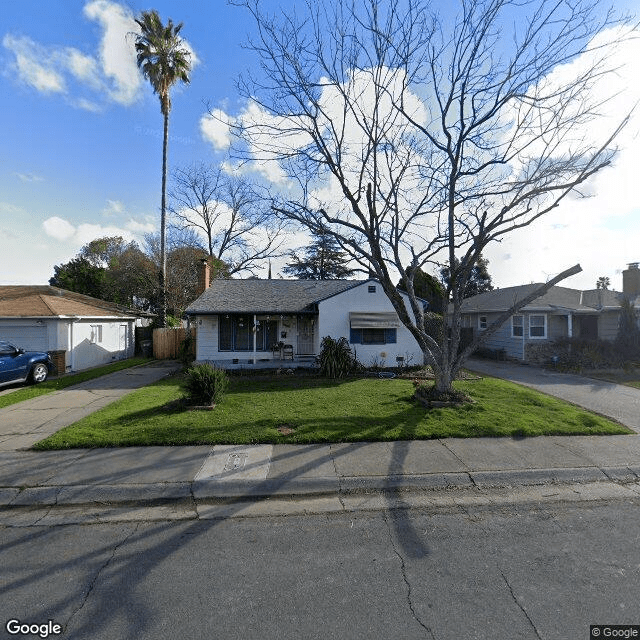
{"left": 0, "top": 358, "right": 152, "bottom": 410}
{"left": 33, "top": 372, "right": 631, "bottom": 449}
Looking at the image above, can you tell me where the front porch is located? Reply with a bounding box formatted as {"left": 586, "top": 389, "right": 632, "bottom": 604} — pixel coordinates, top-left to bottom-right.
{"left": 198, "top": 354, "right": 318, "bottom": 371}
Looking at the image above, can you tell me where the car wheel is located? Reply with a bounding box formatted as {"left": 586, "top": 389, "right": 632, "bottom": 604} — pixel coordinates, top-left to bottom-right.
{"left": 30, "top": 363, "right": 49, "bottom": 384}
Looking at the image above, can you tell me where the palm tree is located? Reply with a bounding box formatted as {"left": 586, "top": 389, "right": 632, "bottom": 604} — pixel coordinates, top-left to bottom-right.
{"left": 134, "top": 10, "right": 191, "bottom": 327}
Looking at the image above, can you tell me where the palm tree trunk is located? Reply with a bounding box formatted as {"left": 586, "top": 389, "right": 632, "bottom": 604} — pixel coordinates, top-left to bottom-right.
{"left": 160, "top": 109, "right": 169, "bottom": 327}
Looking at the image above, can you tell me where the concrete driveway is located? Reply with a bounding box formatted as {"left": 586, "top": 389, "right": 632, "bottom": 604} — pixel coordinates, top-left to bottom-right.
{"left": 464, "top": 358, "right": 640, "bottom": 433}
{"left": 0, "top": 361, "right": 181, "bottom": 451}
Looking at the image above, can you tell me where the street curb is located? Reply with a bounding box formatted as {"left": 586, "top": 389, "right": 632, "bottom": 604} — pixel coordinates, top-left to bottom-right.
{"left": 3, "top": 465, "right": 640, "bottom": 509}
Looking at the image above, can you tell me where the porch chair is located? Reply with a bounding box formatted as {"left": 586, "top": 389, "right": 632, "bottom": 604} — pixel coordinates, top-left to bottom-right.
{"left": 282, "top": 344, "right": 294, "bottom": 360}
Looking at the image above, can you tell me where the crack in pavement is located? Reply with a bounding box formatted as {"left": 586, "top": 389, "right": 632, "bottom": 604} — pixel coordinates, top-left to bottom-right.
{"left": 62, "top": 522, "right": 141, "bottom": 635}
{"left": 499, "top": 568, "right": 542, "bottom": 640}
{"left": 328, "top": 446, "right": 347, "bottom": 511}
{"left": 383, "top": 510, "right": 436, "bottom": 639}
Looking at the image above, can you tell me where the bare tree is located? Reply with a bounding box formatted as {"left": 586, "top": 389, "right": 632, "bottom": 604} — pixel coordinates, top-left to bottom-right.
{"left": 226, "top": 0, "right": 634, "bottom": 393}
{"left": 169, "top": 162, "right": 289, "bottom": 275}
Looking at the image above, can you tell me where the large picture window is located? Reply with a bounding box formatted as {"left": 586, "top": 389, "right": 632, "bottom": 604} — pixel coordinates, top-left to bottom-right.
{"left": 218, "top": 315, "right": 277, "bottom": 351}
{"left": 510, "top": 314, "right": 547, "bottom": 339}
{"left": 349, "top": 311, "right": 399, "bottom": 345}
{"left": 350, "top": 327, "right": 397, "bottom": 344}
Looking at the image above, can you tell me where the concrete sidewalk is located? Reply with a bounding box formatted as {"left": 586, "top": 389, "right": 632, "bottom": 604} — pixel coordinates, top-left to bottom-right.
{"left": 1, "top": 359, "right": 640, "bottom": 520}
{"left": 2, "top": 435, "right": 640, "bottom": 512}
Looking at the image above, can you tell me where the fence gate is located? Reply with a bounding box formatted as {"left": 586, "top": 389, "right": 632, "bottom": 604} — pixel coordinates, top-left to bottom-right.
{"left": 152, "top": 328, "right": 196, "bottom": 359}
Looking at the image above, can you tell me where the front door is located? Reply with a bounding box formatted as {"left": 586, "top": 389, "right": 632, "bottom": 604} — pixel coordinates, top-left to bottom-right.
{"left": 579, "top": 316, "right": 598, "bottom": 340}
{"left": 119, "top": 325, "right": 128, "bottom": 356}
{"left": 297, "top": 317, "right": 315, "bottom": 355}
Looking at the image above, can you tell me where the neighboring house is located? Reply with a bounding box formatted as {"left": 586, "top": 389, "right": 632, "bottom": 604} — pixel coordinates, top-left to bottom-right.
{"left": 185, "top": 262, "right": 424, "bottom": 368}
{"left": 458, "top": 263, "right": 640, "bottom": 361}
{"left": 0, "top": 286, "right": 152, "bottom": 372}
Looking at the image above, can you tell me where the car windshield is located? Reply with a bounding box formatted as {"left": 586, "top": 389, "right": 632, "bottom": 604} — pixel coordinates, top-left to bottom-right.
{"left": 0, "top": 341, "right": 17, "bottom": 353}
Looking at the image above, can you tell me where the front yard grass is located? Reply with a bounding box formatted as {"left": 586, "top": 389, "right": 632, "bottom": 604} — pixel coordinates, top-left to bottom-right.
{"left": 0, "top": 358, "right": 152, "bottom": 410}
{"left": 33, "top": 371, "right": 631, "bottom": 449}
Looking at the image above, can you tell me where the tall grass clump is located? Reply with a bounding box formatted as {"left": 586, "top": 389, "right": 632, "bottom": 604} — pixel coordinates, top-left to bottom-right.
{"left": 318, "top": 336, "right": 361, "bottom": 378}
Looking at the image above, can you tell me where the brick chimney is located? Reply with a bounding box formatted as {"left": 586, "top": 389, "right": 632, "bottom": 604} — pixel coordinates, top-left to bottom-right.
{"left": 623, "top": 263, "right": 640, "bottom": 299}
{"left": 198, "top": 258, "right": 211, "bottom": 295}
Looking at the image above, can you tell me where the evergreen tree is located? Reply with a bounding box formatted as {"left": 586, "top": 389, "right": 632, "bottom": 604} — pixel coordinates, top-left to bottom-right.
{"left": 49, "top": 256, "right": 107, "bottom": 300}
{"left": 283, "top": 232, "right": 355, "bottom": 279}
{"left": 397, "top": 269, "right": 445, "bottom": 313}
{"left": 441, "top": 255, "right": 494, "bottom": 299}
{"left": 615, "top": 298, "right": 640, "bottom": 358}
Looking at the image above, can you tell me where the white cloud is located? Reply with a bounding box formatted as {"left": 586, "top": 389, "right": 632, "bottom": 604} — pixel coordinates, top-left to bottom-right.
{"left": 14, "top": 172, "right": 44, "bottom": 183}
{"left": 42, "top": 216, "right": 147, "bottom": 247}
{"left": 200, "top": 110, "right": 233, "bottom": 151}
{"left": 125, "top": 218, "right": 155, "bottom": 234}
{"left": 2, "top": 34, "right": 66, "bottom": 94}
{"left": 102, "top": 199, "right": 125, "bottom": 216}
{"left": 83, "top": 0, "right": 141, "bottom": 106}
{"left": 2, "top": 1, "right": 153, "bottom": 108}
{"left": 42, "top": 216, "right": 76, "bottom": 241}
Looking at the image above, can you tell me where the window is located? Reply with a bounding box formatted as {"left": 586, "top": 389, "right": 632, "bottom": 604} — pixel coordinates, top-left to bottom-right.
{"left": 218, "top": 315, "right": 277, "bottom": 351}
{"left": 350, "top": 328, "right": 397, "bottom": 344}
{"left": 479, "top": 315, "right": 488, "bottom": 330}
{"left": 90, "top": 325, "right": 102, "bottom": 344}
{"left": 368, "top": 285, "right": 377, "bottom": 293}
{"left": 529, "top": 315, "right": 547, "bottom": 338}
{"left": 512, "top": 315, "right": 524, "bottom": 337}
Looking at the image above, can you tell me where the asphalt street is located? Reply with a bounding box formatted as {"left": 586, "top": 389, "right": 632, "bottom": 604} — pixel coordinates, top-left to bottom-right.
{"left": 1, "top": 498, "right": 639, "bottom": 640}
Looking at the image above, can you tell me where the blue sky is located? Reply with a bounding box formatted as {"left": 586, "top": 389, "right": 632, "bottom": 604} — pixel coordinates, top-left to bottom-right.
{"left": 1, "top": 0, "right": 640, "bottom": 292}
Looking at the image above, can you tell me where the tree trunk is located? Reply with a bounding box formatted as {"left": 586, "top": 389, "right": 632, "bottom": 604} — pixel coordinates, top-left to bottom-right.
{"left": 160, "top": 110, "right": 169, "bottom": 328}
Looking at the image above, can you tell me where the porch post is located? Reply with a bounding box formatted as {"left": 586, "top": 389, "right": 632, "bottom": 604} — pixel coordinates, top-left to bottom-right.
{"left": 567, "top": 313, "right": 573, "bottom": 338}
{"left": 252, "top": 314, "right": 257, "bottom": 363}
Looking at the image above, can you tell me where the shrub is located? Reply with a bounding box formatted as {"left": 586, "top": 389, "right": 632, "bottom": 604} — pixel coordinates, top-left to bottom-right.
{"left": 318, "top": 336, "right": 361, "bottom": 378}
{"left": 545, "top": 337, "right": 624, "bottom": 371}
{"left": 183, "top": 363, "right": 228, "bottom": 405}
{"left": 615, "top": 298, "right": 640, "bottom": 359}
{"left": 179, "top": 331, "right": 196, "bottom": 366}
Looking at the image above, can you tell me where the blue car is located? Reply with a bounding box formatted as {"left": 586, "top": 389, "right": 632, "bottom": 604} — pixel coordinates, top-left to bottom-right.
{"left": 0, "top": 341, "right": 53, "bottom": 387}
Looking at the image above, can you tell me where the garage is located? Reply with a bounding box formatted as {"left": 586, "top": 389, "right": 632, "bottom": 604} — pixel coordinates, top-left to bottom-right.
{"left": 0, "top": 325, "right": 48, "bottom": 352}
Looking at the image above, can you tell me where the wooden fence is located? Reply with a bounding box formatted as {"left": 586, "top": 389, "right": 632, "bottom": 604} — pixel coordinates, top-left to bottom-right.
{"left": 152, "top": 327, "right": 196, "bottom": 359}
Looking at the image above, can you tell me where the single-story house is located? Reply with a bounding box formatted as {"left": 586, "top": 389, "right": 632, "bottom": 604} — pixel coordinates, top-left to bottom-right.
{"left": 185, "top": 263, "right": 424, "bottom": 368}
{"left": 458, "top": 264, "right": 640, "bottom": 361}
{"left": 0, "top": 286, "right": 152, "bottom": 372}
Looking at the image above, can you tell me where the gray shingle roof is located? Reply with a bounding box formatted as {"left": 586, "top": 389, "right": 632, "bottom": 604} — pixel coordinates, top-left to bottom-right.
{"left": 459, "top": 284, "right": 631, "bottom": 314}
{"left": 185, "top": 279, "right": 366, "bottom": 315}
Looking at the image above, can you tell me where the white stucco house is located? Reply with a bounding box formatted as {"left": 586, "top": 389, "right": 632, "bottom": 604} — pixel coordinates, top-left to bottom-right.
{"left": 0, "top": 286, "right": 152, "bottom": 372}
{"left": 185, "top": 270, "right": 425, "bottom": 368}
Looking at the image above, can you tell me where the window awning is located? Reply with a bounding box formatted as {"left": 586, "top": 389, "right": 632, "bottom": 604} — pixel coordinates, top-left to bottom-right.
{"left": 349, "top": 312, "right": 400, "bottom": 328}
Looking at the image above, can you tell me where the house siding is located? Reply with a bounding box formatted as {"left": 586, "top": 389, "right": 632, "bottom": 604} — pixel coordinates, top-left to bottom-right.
{"left": 67, "top": 320, "right": 135, "bottom": 371}
{"left": 473, "top": 312, "right": 525, "bottom": 359}
{"left": 599, "top": 311, "right": 619, "bottom": 341}
{"left": 318, "top": 282, "right": 423, "bottom": 367}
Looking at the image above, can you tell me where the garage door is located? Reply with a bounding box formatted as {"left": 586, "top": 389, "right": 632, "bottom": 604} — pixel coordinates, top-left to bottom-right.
{"left": 0, "top": 326, "right": 48, "bottom": 352}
